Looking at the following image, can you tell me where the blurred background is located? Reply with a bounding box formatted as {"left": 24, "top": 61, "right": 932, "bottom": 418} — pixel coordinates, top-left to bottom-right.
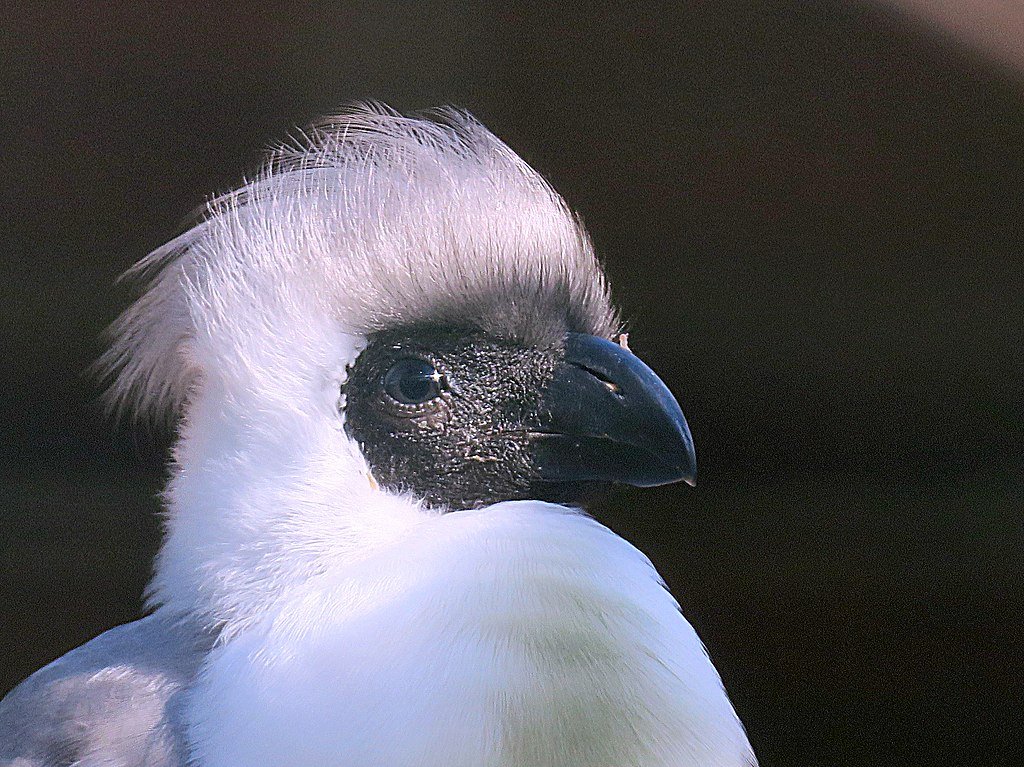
{"left": 1, "top": 1, "right": 1021, "bottom": 764}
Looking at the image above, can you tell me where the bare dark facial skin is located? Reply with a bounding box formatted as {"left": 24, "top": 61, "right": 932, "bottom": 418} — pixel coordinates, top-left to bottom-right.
{"left": 343, "top": 326, "right": 574, "bottom": 510}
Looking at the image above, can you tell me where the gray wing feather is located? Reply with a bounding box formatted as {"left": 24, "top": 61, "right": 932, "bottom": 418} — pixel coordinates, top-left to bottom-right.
{"left": 0, "top": 613, "right": 213, "bottom": 767}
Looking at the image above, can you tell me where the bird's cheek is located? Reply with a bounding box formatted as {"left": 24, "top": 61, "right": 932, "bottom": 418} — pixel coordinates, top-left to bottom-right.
{"left": 391, "top": 412, "right": 451, "bottom": 434}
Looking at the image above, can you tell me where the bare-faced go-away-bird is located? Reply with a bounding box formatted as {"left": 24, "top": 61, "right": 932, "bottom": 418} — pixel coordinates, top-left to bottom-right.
{"left": 0, "top": 105, "right": 757, "bottom": 767}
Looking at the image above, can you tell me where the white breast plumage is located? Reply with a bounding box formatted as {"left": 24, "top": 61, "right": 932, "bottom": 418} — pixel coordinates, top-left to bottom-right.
{"left": 185, "top": 502, "right": 753, "bottom": 767}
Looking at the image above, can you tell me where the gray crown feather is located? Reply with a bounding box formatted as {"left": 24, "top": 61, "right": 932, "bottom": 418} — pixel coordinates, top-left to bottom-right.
{"left": 98, "top": 103, "right": 619, "bottom": 421}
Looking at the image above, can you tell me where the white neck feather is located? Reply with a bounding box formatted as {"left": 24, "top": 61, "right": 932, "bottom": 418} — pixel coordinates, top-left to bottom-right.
{"left": 148, "top": 323, "right": 427, "bottom": 633}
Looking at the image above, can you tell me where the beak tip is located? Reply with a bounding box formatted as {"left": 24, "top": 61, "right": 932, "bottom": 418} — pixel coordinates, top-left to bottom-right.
{"left": 671, "top": 430, "right": 697, "bottom": 488}
{"left": 672, "top": 453, "right": 697, "bottom": 487}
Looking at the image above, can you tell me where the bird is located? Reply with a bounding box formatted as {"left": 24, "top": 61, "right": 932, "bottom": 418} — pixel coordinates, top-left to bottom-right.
{"left": 0, "top": 104, "right": 757, "bottom": 767}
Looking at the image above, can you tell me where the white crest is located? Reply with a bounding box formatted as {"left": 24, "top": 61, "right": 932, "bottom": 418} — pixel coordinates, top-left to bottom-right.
{"left": 98, "top": 103, "right": 618, "bottom": 423}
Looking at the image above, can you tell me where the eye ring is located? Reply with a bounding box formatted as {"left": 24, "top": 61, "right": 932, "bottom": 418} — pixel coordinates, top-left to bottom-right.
{"left": 382, "top": 358, "right": 444, "bottom": 406}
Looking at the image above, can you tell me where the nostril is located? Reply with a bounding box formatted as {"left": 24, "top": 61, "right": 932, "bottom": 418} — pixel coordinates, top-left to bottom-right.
{"left": 569, "top": 362, "right": 623, "bottom": 397}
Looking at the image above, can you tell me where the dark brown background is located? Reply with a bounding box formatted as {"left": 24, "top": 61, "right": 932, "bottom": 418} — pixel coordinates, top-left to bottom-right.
{"left": 1, "top": 2, "right": 1021, "bottom": 765}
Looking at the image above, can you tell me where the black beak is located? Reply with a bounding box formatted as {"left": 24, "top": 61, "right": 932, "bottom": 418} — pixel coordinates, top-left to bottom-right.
{"left": 530, "top": 334, "right": 697, "bottom": 488}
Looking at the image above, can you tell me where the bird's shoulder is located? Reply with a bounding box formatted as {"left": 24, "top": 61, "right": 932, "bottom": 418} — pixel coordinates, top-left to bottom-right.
{"left": 0, "top": 613, "right": 213, "bottom": 767}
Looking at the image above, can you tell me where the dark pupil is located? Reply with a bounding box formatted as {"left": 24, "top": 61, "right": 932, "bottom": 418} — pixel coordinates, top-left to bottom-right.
{"left": 383, "top": 359, "right": 440, "bottom": 404}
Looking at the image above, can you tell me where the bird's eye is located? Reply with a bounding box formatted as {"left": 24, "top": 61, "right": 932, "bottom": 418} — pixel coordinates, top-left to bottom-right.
{"left": 383, "top": 358, "right": 443, "bottom": 405}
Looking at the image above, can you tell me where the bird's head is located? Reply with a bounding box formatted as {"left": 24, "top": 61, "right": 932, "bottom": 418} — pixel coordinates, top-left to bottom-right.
{"left": 101, "top": 105, "right": 694, "bottom": 626}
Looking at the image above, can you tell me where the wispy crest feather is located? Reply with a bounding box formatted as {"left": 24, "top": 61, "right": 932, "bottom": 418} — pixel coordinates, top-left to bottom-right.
{"left": 98, "top": 103, "right": 619, "bottom": 421}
